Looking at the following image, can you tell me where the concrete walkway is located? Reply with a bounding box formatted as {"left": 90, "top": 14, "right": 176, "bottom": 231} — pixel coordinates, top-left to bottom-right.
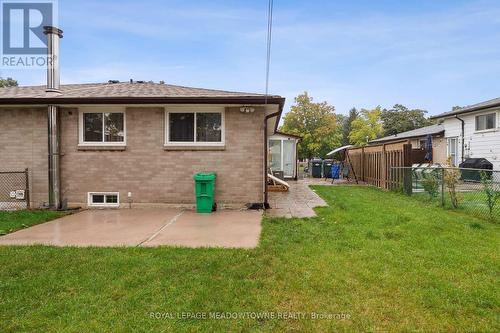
{"left": 0, "top": 208, "right": 262, "bottom": 248}
{"left": 266, "top": 178, "right": 347, "bottom": 218}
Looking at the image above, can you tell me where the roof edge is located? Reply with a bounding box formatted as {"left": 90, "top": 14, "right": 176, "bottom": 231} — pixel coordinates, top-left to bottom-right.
{"left": 273, "top": 131, "right": 302, "bottom": 139}
{"left": 431, "top": 101, "right": 500, "bottom": 119}
{"left": 370, "top": 130, "right": 444, "bottom": 144}
{"left": 0, "top": 96, "right": 286, "bottom": 106}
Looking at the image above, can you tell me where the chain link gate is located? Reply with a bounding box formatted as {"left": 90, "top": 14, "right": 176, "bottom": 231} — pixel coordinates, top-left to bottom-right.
{"left": 0, "top": 169, "right": 30, "bottom": 210}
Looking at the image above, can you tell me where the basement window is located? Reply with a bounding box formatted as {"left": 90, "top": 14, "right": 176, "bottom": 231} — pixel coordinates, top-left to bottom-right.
{"left": 165, "top": 108, "right": 224, "bottom": 146}
{"left": 79, "top": 108, "right": 126, "bottom": 145}
{"left": 87, "top": 192, "right": 120, "bottom": 207}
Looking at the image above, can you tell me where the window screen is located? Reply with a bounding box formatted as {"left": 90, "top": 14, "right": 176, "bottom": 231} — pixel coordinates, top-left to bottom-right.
{"left": 169, "top": 113, "right": 195, "bottom": 142}
{"left": 84, "top": 113, "right": 103, "bottom": 142}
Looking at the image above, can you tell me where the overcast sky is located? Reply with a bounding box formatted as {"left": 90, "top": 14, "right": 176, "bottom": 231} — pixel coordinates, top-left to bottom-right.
{"left": 1, "top": 0, "right": 499, "bottom": 116}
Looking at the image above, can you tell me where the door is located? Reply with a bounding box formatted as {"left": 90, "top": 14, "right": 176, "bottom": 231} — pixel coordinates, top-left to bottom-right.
{"left": 283, "top": 140, "right": 295, "bottom": 177}
{"left": 269, "top": 139, "right": 282, "bottom": 171}
{"left": 447, "top": 137, "right": 458, "bottom": 166}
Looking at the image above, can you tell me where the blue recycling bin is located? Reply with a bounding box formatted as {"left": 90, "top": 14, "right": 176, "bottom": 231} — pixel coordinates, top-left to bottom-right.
{"left": 331, "top": 163, "right": 341, "bottom": 179}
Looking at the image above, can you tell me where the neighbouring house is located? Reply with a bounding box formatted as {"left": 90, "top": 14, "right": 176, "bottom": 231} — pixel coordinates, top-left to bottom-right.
{"left": 268, "top": 131, "right": 301, "bottom": 179}
{"left": 431, "top": 97, "right": 500, "bottom": 169}
{"left": 0, "top": 27, "right": 285, "bottom": 209}
{"left": 369, "top": 124, "right": 447, "bottom": 164}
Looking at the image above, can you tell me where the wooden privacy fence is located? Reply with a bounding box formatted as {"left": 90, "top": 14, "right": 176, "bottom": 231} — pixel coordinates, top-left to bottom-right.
{"left": 346, "top": 141, "right": 426, "bottom": 190}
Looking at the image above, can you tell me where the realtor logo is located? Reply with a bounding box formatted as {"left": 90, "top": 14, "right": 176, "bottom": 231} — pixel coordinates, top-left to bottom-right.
{"left": 1, "top": 0, "right": 57, "bottom": 67}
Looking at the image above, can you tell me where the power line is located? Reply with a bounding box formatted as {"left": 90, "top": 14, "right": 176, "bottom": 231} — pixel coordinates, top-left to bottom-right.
{"left": 265, "top": 0, "right": 274, "bottom": 104}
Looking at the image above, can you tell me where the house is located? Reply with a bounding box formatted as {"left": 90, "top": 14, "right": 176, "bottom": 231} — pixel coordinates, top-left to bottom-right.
{"left": 268, "top": 131, "right": 301, "bottom": 179}
{"left": 369, "top": 124, "right": 447, "bottom": 164}
{"left": 0, "top": 27, "right": 285, "bottom": 209}
{"left": 431, "top": 98, "right": 500, "bottom": 169}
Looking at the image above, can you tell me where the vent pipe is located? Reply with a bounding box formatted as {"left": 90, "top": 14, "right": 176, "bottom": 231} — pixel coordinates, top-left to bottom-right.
{"left": 44, "top": 26, "right": 63, "bottom": 209}
{"left": 43, "top": 26, "right": 63, "bottom": 92}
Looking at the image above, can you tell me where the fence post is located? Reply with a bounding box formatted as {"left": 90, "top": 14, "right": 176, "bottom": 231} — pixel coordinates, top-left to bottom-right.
{"left": 24, "top": 168, "right": 30, "bottom": 209}
{"left": 361, "top": 147, "right": 365, "bottom": 182}
{"left": 403, "top": 144, "right": 412, "bottom": 195}
{"left": 441, "top": 167, "right": 445, "bottom": 207}
{"left": 381, "top": 144, "right": 387, "bottom": 189}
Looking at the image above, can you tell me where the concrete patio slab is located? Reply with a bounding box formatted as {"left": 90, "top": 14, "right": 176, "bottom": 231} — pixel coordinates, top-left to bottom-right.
{"left": 0, "top": 208, "right": 180, "bottom": 247}
{"left": 142, "top": 210, "right": 262, "bottom": 248}
{"left": 0, "top": 208, "right": 262, "bottom": 248}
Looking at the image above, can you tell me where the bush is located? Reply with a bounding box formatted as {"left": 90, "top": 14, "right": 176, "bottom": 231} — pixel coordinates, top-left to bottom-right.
{"left": 443, "top": 159, "right": 461, "bottom": 209}
{"left": 480, "top": 171, "right": 500, "bottom": 221}
{"left": 421, "top": 170, "right": 440, "bottom": 199}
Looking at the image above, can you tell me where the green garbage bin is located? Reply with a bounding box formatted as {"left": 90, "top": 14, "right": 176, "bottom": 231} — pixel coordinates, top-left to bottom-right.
{"left": 193, "top": 172, "right": 216, "bottom": 213}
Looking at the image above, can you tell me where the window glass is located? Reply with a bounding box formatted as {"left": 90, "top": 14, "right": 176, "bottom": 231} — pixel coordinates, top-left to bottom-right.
{"left": 169, "top": 113, "right": 194, "bottom": 142}
{"left": 476, "top": 113, "right": 496, "bottom": 131}
{"left": 106, "top": 195, "right": 118, "bottom": 203}
{"left": 92, "top": 194, "right": 105, "bottom": 203}
{"left": 84, "top": 113, "right": 103, "bottom": 142}
{"left": 196, "top": 113, "right": 222, "bottom": 142}
{"left": 269, "top": 140, "right": 282, "bottom": 171}
{"left": 447, "top": 138, "right": 458, "bottom": 166}
{"left": 104, "top": 113, "right": 124, "bottom": 142}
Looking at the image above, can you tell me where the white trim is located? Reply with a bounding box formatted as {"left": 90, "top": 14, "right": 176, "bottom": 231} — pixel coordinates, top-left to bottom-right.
{"left": 78, "top": 107, "right": 127, "bottom": 146}
{"left": 164, "top": 106, "right": 225, "bottom": 146}
{"left": 87, "top": 192, "right": 120, "bottom": 208}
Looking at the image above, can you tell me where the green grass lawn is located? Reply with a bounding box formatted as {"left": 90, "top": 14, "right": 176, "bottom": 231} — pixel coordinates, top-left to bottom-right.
{"left": 0, "top": 210, "right": 67, "bottom": 235}
{"left": 0, "top": 186, "right": 498, "bottom": 332}
{"left": 412, "top": 190, "right": 500, "bottom": 222}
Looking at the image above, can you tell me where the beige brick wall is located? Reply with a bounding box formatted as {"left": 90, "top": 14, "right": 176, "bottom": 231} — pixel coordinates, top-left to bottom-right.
{"left": 0, "top": 108, "right": 48, "bottom": 207}
{"left": 59, "top": 106, "right": 265, "bottom": 207}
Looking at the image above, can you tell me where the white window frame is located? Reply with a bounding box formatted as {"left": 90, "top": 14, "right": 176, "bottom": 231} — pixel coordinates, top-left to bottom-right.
{"left": 474, "top": 112, "right": 497, "bottom": 133}
{"left": 79, "top": 107, "right": 127, "bottom": 146}
{"left": 447, "top": 137, "right": 458, "bottom": 166}
{"left": 87, "top": 192, "right": 120, "bottom": 208}
{"left": 164, "top": 106, "right": 225, "bottom": 146}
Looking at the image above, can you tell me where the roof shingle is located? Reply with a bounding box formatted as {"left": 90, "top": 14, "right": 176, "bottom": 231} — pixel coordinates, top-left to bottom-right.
{"left": 0, "top": 81, "right": 277, "bottom": 99}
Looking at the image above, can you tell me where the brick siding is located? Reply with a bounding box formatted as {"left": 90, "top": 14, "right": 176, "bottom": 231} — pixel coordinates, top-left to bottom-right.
{"left": 0, "top": 106, "right": 265, "bottom": 208}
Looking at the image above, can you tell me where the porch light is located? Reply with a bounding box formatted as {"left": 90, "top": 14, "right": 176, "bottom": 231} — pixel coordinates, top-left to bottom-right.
{"left": 240, "top": 106, "right": 255, "bottom": 113}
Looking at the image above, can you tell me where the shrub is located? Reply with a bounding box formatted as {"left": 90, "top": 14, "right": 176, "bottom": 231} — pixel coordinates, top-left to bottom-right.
{"left": 443, "top": 158, "right": 461, "bottom": 209}
{"left": 421, "top": 170, "right": 439, "bottom": 199}
{"left": 480, "top": 171, "right": 500, "bottom": 221}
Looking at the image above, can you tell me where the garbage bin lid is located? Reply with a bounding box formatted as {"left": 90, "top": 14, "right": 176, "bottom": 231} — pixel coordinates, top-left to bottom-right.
{"left": 193, "top": 172, "right": 216, "bottom": 181}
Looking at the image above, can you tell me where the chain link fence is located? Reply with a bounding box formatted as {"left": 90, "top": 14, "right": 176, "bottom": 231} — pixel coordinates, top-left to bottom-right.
{"left": 389, "top": 166, "right": 500, "bottom": 222}
{"left": 0, "top": 169, "right": 29, "bottom": 211}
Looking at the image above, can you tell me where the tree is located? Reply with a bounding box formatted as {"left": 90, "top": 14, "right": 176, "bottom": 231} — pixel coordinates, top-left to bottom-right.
{"left": 342, "top": 108, "right": 358, "bottom": 146}
{"left": 281, "top": 92, "right": 341, "bottom": 159}
{"left": 380, "top": 104, "right": 432, "bottom": 136}
{"left": 0, "top": 77, "right": 18, "bottom": 87}
{"left": 348, "top": 107, "right": 384, "bottom": 146}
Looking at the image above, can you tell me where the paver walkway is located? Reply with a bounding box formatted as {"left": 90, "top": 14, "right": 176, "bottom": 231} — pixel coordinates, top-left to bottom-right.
{"left": 267, "top": 178, "right": 334, "bottom": 218}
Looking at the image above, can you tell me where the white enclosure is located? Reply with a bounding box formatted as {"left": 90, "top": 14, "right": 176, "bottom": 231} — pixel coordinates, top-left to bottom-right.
{"left": 268, "top": 132, "right": 300, "bottom": 179}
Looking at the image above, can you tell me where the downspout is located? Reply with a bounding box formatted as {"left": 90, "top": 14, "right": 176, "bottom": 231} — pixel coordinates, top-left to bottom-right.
{"left": 44, "top": 26, "right": 63, "bottom": 209}
{"left": 263, "top": 111, "right": 280, "bottom": 208}
{"left": 455, "top": 115, "right": 465, "bottom": 164}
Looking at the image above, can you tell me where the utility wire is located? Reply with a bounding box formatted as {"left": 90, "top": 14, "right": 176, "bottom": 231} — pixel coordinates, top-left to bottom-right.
{"left": 265, "top": 0, "right": 274, "bottom": 104}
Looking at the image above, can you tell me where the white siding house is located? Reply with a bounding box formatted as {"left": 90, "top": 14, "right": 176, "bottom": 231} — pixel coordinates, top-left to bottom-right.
{"left": 432, "top": 98, "right": 500, "bottom": 170}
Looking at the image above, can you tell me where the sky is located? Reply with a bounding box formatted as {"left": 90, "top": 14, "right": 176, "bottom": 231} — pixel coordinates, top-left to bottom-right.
{"left": 1, "top": 0, "right": 500, "bottom": 117}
